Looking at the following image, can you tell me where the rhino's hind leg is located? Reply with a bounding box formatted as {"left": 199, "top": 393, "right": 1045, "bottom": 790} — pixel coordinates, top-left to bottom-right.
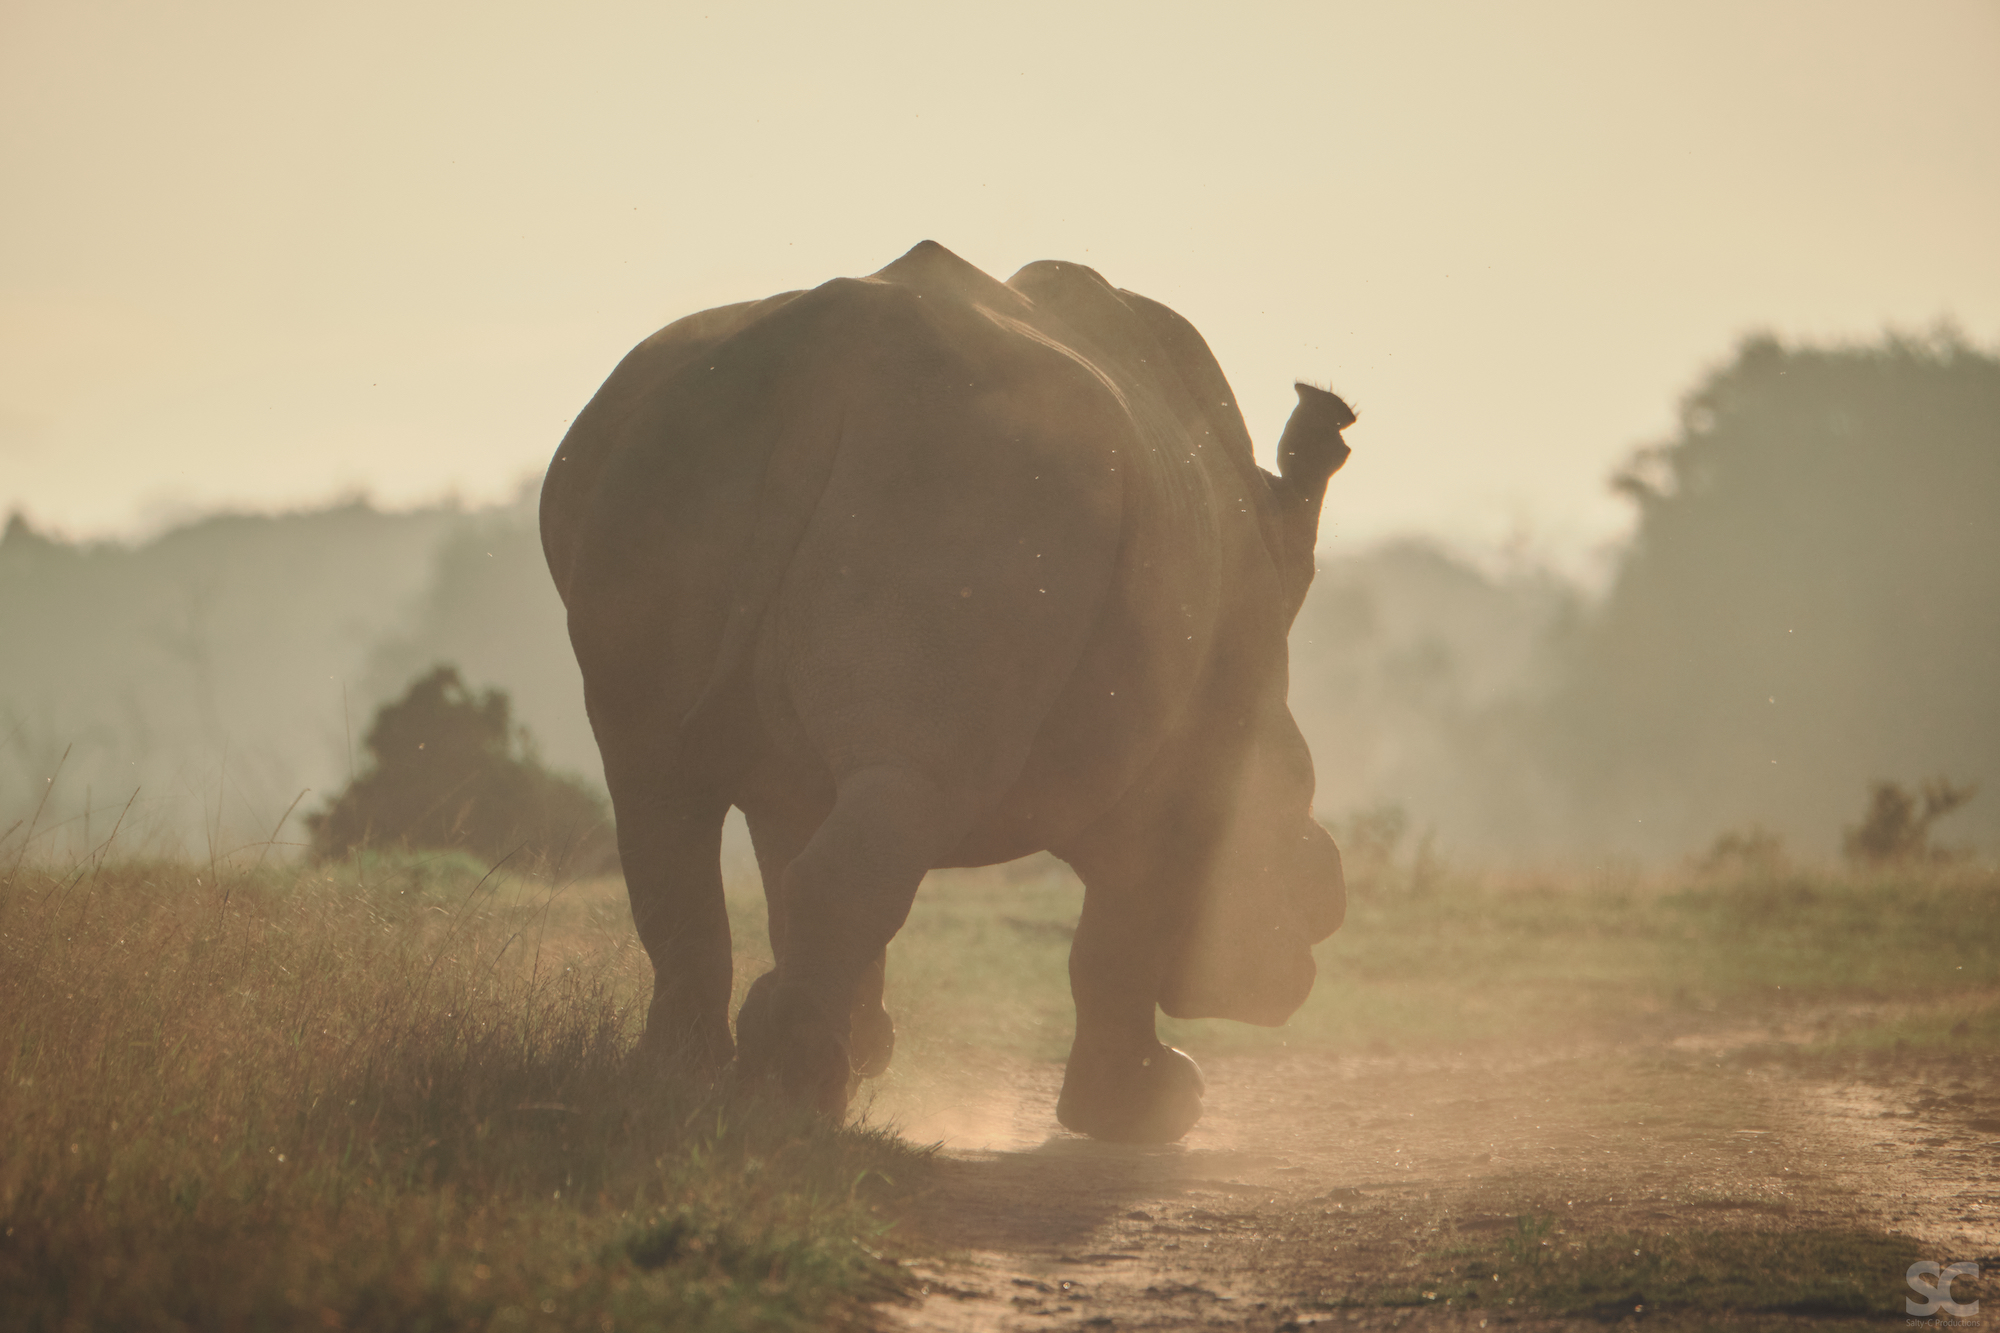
{"left": 743, "top": 811, "right": 894, "bottom": 1082}
{"left": 738, "top": 766, "right": 960, "bottom": 1117}
{"left": 737, "top": 953, "right": 894, "bottom": 1089}
{"left": 740, "top": 958, "right": 894, "bottom": 1097}
{"left": 608, "top": 774, "right": 735, "bottom": 1079}
{"left": 848, "top": 949, "right": 895, "bottom": 1078}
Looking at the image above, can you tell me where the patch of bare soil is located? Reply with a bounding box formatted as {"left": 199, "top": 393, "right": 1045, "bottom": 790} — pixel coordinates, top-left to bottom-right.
{"left": 867, "top": 1036, "right": 2000, "bottom": 1331}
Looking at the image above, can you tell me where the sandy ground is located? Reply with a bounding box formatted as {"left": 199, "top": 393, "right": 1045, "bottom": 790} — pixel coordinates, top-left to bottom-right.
{"left": 859, "top": 1033, "right": 2000, "bottom": 1331}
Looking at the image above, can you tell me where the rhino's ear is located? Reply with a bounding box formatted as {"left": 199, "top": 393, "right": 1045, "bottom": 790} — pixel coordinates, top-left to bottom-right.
{"left": 1294, "top": 381, "right": 1356, "bottom": 428}
{"left": 1276, "top": 383, "right": 1354, "bottom": 500}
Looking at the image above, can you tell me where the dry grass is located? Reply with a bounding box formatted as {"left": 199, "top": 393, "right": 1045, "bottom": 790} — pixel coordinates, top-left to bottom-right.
{"left": 0, "top": 853, "right": 925, "bottom": 1332}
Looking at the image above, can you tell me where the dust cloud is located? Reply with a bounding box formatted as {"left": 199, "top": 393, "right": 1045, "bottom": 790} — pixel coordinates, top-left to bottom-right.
{"left": 856, "top": 1059, "right": 1049, "bottom": 1156}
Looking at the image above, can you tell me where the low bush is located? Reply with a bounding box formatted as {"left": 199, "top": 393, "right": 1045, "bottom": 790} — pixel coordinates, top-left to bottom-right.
{"left": 307, "top": 665, "right": 618, "bottom": 877}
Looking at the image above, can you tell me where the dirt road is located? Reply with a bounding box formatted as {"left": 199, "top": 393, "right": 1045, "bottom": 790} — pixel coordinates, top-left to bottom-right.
{"left": 866, "top": 1037, "right": 2000, "bottom": 1330}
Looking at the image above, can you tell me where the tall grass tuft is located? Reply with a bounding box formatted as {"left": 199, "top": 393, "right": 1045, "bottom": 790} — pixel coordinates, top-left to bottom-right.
{"left": 0, "top": 856, "right": 923, "bottom": 1331}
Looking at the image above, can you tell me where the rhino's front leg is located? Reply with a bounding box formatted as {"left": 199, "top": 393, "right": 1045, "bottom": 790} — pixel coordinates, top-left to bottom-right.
{"left": 1056, "top": 874, "right": 1206, "bottom": 1143}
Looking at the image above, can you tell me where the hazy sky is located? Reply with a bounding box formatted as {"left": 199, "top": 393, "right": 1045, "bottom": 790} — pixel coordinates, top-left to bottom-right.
{"left": 4, "top": 1, "right": 1996, "bottom": 571}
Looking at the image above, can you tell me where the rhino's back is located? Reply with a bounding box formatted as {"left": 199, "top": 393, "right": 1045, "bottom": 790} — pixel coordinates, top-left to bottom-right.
{"left": 543, "top": 245, "right": 1288, "bottom": 839}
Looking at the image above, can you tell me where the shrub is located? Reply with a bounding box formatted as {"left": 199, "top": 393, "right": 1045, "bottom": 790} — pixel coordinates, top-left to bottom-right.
{"left": 307, "top": 665, "right": 616, "bottom": 875}
{"left": 1695, "top": 824, "right": 1787, "bottom": 878}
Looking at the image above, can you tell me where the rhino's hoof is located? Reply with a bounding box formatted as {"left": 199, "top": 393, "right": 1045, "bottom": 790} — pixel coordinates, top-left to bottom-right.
{"left": 736, "top": 972, "right": 853, "bottom": 1120}
{"left": 784, "top": 1034, "right": 853, "bottom": 1119}
{"left": 1056, "top": 1043, "right": 1205, "bottom": 1143}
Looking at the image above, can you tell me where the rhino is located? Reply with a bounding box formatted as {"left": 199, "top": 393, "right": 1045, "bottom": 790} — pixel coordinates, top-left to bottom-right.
{"left": 540, "top": 241, "right": 1352, "bottom": 1142}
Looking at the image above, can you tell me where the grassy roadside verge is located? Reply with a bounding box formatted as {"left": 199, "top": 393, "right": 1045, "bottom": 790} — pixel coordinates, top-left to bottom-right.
{"left": 1373, "top": 1216, "right": 1934, "bottom": 1322}
{"left": 0, "top": 856, "right": 927, "bottom": 1332}
{"left": 1217, "top": 857, "right": 2000, "bottom": 1057}
{"left": 868, "top": 852, "right": 2000, "bottom": 1065}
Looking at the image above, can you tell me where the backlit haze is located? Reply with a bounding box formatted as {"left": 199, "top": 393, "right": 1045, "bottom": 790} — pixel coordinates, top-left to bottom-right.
{"left": 6, "top": 0, "right": 1996, "bottom": 574}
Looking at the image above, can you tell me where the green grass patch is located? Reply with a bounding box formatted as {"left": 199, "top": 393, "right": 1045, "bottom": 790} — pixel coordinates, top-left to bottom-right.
{"left": 772, "top": 849, "right": 2000, "bottom": 1066}
{"left": 708, "top": 837, "right": 2000, "bottom": 1069}
{"left": 860, "top": 852, "right": 2000, "bottom": 1064}
{"left": 1788, "top": 993, "right": 2000, "bottom": 1060}
{"left": 1374, "top": 1214, "right": 1931, "bottom": 1319}
{"left": 0, "top": 858, "right": 927, "bottom": 1332}
{"left": 1178, "top": 860, "right": 2000, "bottom": 1057}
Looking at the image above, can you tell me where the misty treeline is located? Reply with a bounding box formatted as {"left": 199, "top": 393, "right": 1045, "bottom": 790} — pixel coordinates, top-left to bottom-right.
{"left": 2, "top": 331, "right": 1993, "bottom": 863}
{"left": 1300, "top": 330, "right": 1998, "bottom": 859}
{"left": 0, "top": 496, "right": 595, "bottom": 863}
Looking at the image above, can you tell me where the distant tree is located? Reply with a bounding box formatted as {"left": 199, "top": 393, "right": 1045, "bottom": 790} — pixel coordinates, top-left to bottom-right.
{"left": 307, "top": 665, "right": 617, "bottom": 874}
{"left": 1842, "top": 777, "right": 1978, "bottom": 866}
{"left": 1547, "top": 331, "right": 2000, "bottom": 854}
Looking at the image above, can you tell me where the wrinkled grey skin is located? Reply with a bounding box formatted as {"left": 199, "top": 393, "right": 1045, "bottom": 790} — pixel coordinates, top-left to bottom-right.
{"left": 541, "top": 242, "right": 1353, "bottom": 1142}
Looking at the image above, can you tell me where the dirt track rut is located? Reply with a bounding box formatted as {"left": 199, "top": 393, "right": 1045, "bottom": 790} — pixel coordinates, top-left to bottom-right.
{"left": 867, "top": 1042, "right": 2000, "bottom": 1330}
